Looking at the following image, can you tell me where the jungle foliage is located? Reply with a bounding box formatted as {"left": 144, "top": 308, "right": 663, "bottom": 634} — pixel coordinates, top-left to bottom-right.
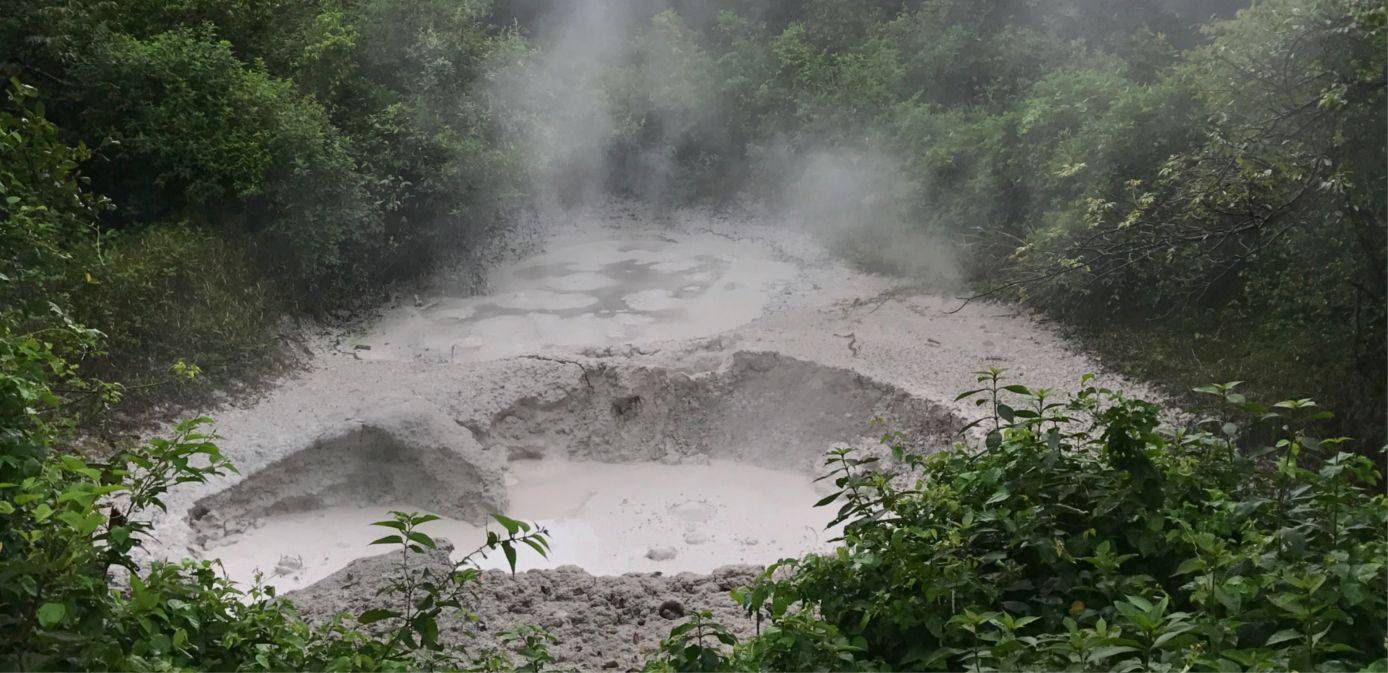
{"left": 641, "top": 371, "right": 1387, "bottom": 671}
{"left": 1, "top": 1, "right": 1385, "bottom": 671}
{"left": 572, "top": 0, "right": 1387, "bottom": 451}
{"left": 0, "top": 0, "right": 525, "bottom": 411}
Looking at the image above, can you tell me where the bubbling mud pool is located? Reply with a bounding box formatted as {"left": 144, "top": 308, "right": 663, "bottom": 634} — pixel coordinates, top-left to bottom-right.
{"left": 204, "top": 458, "right": 839, "bottom": 591}
{"left": 176, "top": 221, "right": 969, "bottom": 595}
{"left": 186, "top": 352, "right": 956, "bottom": 591}
{"left": 154, "top": 207, "right": 1153, "bottom": 669}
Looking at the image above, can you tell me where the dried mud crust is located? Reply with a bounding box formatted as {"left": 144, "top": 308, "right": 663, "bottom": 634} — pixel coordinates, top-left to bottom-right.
{"left": 289, "top": 544, "right": 761, "bottom": 671}
{"left": 467, "top": 351, "right": 960, "bottom": 473}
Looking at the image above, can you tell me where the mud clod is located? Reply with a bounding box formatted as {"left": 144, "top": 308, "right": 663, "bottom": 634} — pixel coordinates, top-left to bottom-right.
{"left": 611, "top": 394, "right": 643, "bottom": 419}
{"left": 657, "top": 599, "right": 685, "bottom": 620}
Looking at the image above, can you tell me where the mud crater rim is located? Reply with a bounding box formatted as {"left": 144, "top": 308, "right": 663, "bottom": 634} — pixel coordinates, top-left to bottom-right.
{"left": 187, "top": 352, "right": 962, "bottom": 575}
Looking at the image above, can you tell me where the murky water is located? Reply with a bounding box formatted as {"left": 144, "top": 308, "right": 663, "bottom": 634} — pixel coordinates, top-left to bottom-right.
{"left": 208, "top": 458, "right": 839, "bottom": 590}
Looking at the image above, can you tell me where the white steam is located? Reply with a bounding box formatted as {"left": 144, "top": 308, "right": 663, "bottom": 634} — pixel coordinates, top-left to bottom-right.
{"left": 490, "top": 1, "right": 963, "bottom": 287}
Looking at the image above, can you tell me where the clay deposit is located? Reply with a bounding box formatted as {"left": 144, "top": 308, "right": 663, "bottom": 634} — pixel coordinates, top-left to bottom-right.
{"left": 146, "top": 202, "right": 1159, "bottom": 668}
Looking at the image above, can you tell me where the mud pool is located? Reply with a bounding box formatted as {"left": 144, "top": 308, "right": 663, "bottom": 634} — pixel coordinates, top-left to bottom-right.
{"left": 147, "top": 204, "right": 1154, "bottom": 666}
{"left": 359, "top": 235, "right": 799, "bottom": 362}
{"left": 205, "top": 458, "right": 840, "bottom": 591}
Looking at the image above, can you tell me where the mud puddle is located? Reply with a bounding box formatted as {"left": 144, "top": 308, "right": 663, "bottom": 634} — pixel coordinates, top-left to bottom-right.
{"left": 206, "top": 458, "right": 837, "bottom": 591}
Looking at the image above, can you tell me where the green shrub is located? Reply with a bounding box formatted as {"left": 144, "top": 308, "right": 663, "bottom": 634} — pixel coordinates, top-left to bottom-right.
{"left": 73, "top": 28, "right": 375, "bottom": 295}
{"left": 0, "top": 79, "right": 118, "bottom": 432}
{"left": 691, "top": 370, "right": 1387, "bottom": 671}
{"left": 0, "top": 298, "right": 555, "bottom": 670}
{"left": 71, "top": 225, "right": 278, "bottom": 399}
{"left": 1009, "top": 0, "right": 1386, "bottom": 447}
{"left": 1, "top": 73, "right": 555, "bottom": 669}
{"left": 0, "top": 79, "right": 105, "bottom": 326}
{"left": 0, "top": 410, "right": 554, "bottom": 671}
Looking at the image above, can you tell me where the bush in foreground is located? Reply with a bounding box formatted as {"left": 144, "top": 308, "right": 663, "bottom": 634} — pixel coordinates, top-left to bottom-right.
{"left": 0, "top": 302, "right": 552, "bottom": 670}
{"left": 648, "top": 370, "right": 1387, "bottom": 672}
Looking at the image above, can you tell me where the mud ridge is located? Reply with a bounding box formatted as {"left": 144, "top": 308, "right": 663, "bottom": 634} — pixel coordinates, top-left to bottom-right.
{"left": 470, "top": 351, "right": 960, "bottom": 472}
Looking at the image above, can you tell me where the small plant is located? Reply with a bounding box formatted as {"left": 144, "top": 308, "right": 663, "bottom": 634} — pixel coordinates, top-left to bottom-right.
{"left": 644, "top": 610, "right": 739, "bottom": 673}
{"left": 359, "top": 510, "right": 551, "bottom": 667}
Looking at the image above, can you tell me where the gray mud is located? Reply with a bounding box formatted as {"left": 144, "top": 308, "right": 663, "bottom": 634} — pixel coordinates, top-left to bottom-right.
{"left": 185, "top": 352, "right": 958, "bottom": 589}
{"left": 291, "top": 544, "right": 759, "bottom": 671}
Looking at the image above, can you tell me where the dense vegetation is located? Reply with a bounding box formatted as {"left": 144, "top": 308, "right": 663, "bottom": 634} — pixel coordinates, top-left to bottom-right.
{"left": 1, "top": 0, "right": 525, "bottom": 415}
{"left": 1, "top": 0, "right": 1383, "bottom": 444}
{"left": 1, "top": 0, "right": 1384, "bottom": 670}
{"left": 573, "top": 0, "right": 1387, "bottom": 451}
{"left": 645, "top": 372, "right": 1387, "bottom": 670}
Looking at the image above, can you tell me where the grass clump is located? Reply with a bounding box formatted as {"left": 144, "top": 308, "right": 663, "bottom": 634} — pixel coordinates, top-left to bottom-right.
{"left": 72, "top": 226, "right": 281, "bottom": 411}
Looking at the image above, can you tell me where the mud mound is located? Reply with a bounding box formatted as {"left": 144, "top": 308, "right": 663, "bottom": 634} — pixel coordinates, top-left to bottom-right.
{"left": 189, "top": 408, "right": 505, "bottom": 546}
{"left": 471, "top": 351, "right": 958, "bottom": 472}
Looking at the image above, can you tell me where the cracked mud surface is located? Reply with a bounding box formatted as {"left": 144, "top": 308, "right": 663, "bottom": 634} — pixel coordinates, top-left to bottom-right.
{"left": 146, "top": 202, "right": 1160, "bottom": 669}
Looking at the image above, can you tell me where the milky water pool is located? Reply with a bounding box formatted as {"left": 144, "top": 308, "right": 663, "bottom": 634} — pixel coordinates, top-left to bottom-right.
{"left": 205, "top": 458, "right": 840, "bottom": 591}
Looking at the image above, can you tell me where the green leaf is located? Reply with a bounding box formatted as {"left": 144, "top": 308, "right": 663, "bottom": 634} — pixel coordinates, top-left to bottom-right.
{"left": 492, "top": 513, "right": 523, "bottom": 535}
{"left": 414, "top": 614, "right": 439, "bottom": 647}
{"left": 1090, "top": 645, "right": 1139, "bottom": 660}
{"left": 1174, "top": 557, "right": 1205, "bottom": 575}
{"left": 986, "top": 430, "right": 1002, "bottom": 450}
{"left": 57, "top": 510, "right": 104, "bottom": 536}
{"left": 37, "top": 602, "right": 65, "bottom": 628}
{"left": 503, "top": 542, "right": 517, "bottom": 573}
{"left": 358, "top": 609, "right": 400, "bottom": 624}
{"left": 1153, "top": 626, "right": 1195, "bottom": 649}
{"left": 406, "top": 531, "right": 436, "bottom": 549}
{"left": 522, "top": 537, "right": 549, "bottom": 558}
